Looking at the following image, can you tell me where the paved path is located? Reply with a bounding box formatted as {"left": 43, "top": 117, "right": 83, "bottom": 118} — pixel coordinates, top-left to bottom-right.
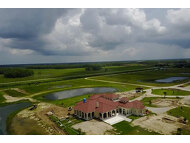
{"left": 85, "top": 77, "right": 154, "bottom": 88}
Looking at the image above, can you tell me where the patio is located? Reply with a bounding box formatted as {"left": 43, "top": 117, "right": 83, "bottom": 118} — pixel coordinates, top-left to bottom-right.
{"left": 103, "top": 113, "right": 132, "bottom": 125}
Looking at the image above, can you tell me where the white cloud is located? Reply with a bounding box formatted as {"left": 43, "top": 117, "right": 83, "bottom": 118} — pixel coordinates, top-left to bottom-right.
{"left": 9, "top": 48, "right": 34, "bottom": 55}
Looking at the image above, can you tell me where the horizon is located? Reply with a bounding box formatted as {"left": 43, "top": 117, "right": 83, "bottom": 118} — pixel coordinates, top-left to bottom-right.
{"left": 0, "top": 8, "right": 190, "bottom": 65}
{"left": 0, "top": 57, "right": 189, "bottom": 66}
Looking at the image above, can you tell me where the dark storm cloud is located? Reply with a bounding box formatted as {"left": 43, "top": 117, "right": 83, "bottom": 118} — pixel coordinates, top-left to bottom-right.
{"left": 0, "top": 8, "right": 190, "bottom": 64}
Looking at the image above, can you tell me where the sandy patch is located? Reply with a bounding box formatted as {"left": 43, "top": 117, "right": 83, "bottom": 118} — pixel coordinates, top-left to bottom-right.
{"left": 3, "top": 94, "right": 36, "bottom": 103}
{"left": 72, "top": 119, "right": 113, "bottom": 135}
{"left": 152, "top": 99, "right": 179, "bottom": 107}
{"left": 132, "top": 114, "right": 185, "bottom": 135}
{"left": 116, "top": 91, "right": 141, "bottom": 100}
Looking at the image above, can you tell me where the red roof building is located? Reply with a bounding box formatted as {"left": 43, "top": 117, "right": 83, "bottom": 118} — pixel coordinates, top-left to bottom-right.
{"left": 74, "top": 94, "right": 145, "bottom": 120}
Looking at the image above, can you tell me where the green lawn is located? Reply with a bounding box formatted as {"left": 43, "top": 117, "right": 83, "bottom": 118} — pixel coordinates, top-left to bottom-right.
{"left": 152, "top": 88, "right": 190, "bottom": 96}
{"left": 113, "top": 121, "right": 160, "bottom": 135}
{"left": 93, "top": 68, "right": 190, "bottom": 87}
{"left": 4, "top": 89, "right": 26, "bottom": 97}
{"left": 0, "top": 91, "right": 5, "bottom": 103}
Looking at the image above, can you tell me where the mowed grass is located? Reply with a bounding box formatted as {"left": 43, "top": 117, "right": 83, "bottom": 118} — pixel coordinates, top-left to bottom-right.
{"left": 152, "top": 88, "right": 190, "bottom": 96}
{"left": 4, "top": 90, "right": 26, "bottom": 97}
{"left": 93, "top": 68, "right": 190, "bottom": 87}
{"left": 113, "top": 121, "right": 160, "bottom": 135}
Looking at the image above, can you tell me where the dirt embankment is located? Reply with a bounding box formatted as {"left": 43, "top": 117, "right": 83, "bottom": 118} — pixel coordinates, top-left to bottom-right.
{"left": 11, "top": 102, "right": 69, "bottom": 135}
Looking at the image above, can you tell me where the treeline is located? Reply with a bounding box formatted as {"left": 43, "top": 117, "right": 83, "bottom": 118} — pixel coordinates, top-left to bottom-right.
{"left": 0, "top": 68, "right": 34, "bottom": 78}
{"left": 85, "top": 65, "right": 102, "bottom": 71}
{"left": 0, "top": 61, "right": 128, "bottom": 69}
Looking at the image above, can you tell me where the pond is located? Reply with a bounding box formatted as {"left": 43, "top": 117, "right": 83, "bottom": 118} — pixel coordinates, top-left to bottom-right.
{"left": 44, "top": 87, "right": 117, "bottom": 100}
{"left": 0, "top": 102, "right": 32, "bottom": 135}
{"left": 155, "top": 77, "right": 188, "bottom": 83}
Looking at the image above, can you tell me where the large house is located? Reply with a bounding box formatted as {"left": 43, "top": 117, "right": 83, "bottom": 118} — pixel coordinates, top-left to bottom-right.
{"left": 74, "top": 93, "right": 145, "bottom": 120}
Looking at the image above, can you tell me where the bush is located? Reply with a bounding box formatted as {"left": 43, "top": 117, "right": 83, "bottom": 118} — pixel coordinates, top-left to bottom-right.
{"left": 4, "top": 68, "right": 34, "bottom": 78}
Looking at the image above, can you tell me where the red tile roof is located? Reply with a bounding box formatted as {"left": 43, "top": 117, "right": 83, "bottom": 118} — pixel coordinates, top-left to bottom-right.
{"left": 74, "top": 94, "right": 144, "bottom": 113}
{"left": 119, "top": 100, "right": 144, "bottom": 109}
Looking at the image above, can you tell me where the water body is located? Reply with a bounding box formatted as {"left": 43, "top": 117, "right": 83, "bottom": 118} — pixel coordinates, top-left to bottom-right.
{"left": 0, "top": 102, "right": 32, "bottom": 135}
{"left": 45, "top": 87, "right": 117, "bottom": 100}
{"left": 155, "top": 77, "right": 188, "bottom": 83}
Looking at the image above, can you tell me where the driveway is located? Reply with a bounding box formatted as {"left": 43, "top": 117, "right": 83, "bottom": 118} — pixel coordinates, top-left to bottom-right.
{"left": 103, "top": 114, "right": 132, "bottom": 125}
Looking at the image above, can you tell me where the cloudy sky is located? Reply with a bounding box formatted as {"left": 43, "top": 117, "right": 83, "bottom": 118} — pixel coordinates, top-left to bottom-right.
{"left": 0, "top": 8, "right": 190, "bottom": 65}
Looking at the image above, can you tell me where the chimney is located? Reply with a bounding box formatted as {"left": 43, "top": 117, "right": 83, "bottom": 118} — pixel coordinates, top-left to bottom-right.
{"left": 96, "top": 102, "right": 99, "bottom": 108}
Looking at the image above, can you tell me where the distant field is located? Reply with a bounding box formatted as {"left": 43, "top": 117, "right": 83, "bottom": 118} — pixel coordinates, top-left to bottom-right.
{"left": 92, "top": 68, "right": 190, "bottom": 86}
{"left": 113, "top": 121, "right": 160, "bottom": 135}
{"left": 152, "top": 88, "right": 190, "bottom": 96}
{"left": 0, "top": 65, "right": 149, "bottom": 84}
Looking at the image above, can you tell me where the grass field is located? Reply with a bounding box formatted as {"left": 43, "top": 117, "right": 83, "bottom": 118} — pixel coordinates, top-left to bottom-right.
{"left": 0, "top": 65, "right": 149, "bottom": 84}
{"left": 152, "top": 88, "right": 190, "bottom": 96}
{"left": 32, "top": 78, "right": 138, "bottom": 107}
{"left": 113, "top": 121, "right": 160, "bottom": 135}
{"left": 0, "top": 91, "right": 5, "bottom": 103}
{"left": 4, "top": 89, "right": 26, "bottom": 97}
{"left": 92, "top": 68, "right": 190, "bottom": 87}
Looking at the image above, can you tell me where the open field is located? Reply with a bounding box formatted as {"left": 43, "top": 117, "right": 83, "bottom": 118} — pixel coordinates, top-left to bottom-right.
{"left": 92, "top": 68, "right": 190, "bottom": 87}
{"left": 152, "top": 88, "right": 190, "bottom": 96}
{"left": 0, "top": 65, "right": 149, "bottom": 84}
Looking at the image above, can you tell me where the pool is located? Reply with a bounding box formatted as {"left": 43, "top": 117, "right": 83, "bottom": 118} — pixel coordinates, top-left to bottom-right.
{"left": 155, "top": 77, "right": 188, "bottom": 83}
{"left": 44, "top": 87, "right": 117, "bottom": 100}
{"left": 0, "top": 102, "right": 32, "bottom": 135}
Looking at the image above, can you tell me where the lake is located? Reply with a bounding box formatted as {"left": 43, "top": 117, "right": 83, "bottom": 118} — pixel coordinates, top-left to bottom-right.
{"left": 155, "top": 77, "right": 188, "bottom": 83}
{"left": 0, "top": 102, "right": 32, "bottom": 135}
{"left": 44, "top": 87, "right": 117, "bottom": 100}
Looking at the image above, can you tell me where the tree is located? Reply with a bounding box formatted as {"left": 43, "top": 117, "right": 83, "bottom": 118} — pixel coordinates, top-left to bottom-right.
{"left": 163, "top": 92, "right": 167, "bottom": 98}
